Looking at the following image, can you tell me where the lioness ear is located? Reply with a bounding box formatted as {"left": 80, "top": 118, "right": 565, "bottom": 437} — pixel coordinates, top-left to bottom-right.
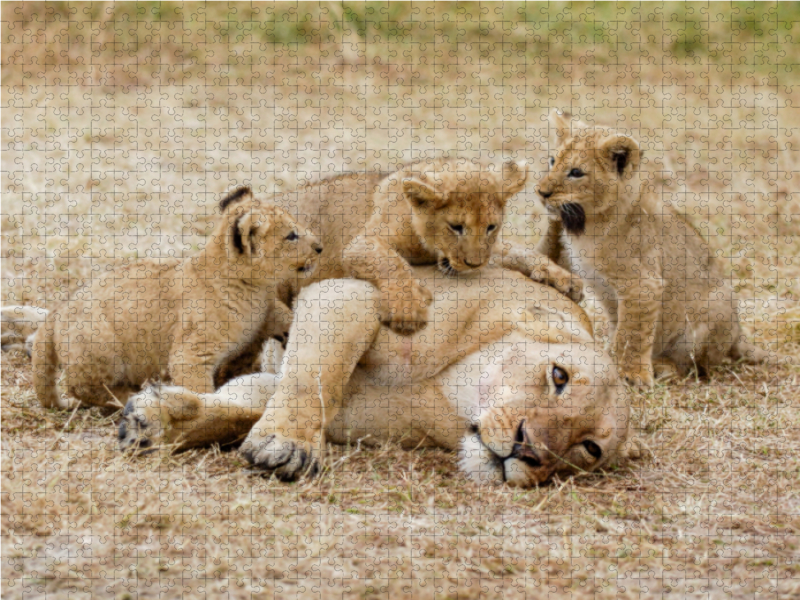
{"left": 402, "top": 178, "right": 446, "bottom": 209}
{"left": 599, "top": 134, "right": 641, "bottom": 177}
{"left": 501, "top": 160, "right": 528, "bottom": 201}
{"left": 220, "top": 186, "right": 252, "bottom": 211}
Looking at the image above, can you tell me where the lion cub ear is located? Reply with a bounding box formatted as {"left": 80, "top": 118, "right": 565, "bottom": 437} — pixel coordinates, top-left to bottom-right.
{"left": 548, "top": 109, "right": 590, "bottom": 146}
{"left": 598, "top": 134, "right": 642, "bottom": 177}
{"left": 220, "top": 186, "right": 253, "bottom": 211}
{"left": 402, "top": 178, "right": 447, "bottom": 209}
{"left": 230, "top": 211, "right": 274, "bottom": 256}
{"left": 501, "top": 160, "right": 528, "bottom": 201}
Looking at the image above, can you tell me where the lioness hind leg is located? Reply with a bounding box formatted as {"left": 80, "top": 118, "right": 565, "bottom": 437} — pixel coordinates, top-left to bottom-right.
{"left": 119, "top": 373, "right": 278, "bottom": 452}
{"left": 240, "top": 279, "right": 382, "bottom": 481}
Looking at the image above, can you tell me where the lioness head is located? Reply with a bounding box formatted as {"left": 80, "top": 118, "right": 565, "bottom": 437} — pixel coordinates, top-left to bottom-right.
{"left": 459, "top": 341, "right": 629, "bottom": 487}
{"left": 212, "top": 186, "right": 322, "bottom": 284}
{"left": 386, "top": 157, "right": 528, "bottom": 275}
{"left": 536, "top": 109, "right": 643, "bottom": 234}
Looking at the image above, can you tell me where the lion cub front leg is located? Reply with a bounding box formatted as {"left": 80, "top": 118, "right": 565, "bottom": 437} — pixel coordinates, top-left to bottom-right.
{"left": 342, "top": 234, "right": 432, "bottom": 335}
{"left": 494, "top": 240, "right": 584, "bottom": 304}
{"left": 240, "top": 280, "right": 382, "bottom": 480}
{"left": 612, "top": 277, "right": 662, "bottom": 388}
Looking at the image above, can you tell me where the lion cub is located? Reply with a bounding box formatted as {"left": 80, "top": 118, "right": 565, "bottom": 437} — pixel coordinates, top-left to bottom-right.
{"left": 535, "top": 110, "right": 770, "bottom": 387}
{"left": 32, "top": 188, "right": 321, "bottom": 409}
{"left": 267, "top": 157, "right": 582, "bottom": 334}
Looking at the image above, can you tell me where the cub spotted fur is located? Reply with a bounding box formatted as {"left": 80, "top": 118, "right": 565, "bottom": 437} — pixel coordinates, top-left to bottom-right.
{"left": 32, "top": 188, "right": 321, "bottom": 409}
{"left": 251, "top": 157, "right": 582, "bottom": 335}
{"left": 535, "top": 110, "right": 770, "bottom": 387}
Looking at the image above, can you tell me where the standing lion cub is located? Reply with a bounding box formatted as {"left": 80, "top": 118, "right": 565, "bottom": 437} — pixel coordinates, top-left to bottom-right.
{"left": 32, "top": 188, "right": 321, "bottom": 409}
{"left": 535, "top": 110, "right": 770, "bottom": 387}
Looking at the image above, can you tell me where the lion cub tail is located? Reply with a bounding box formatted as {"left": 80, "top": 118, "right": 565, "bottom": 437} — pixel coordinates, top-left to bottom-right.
{"left": 32, "top": 317, "right": 65, "bottom": 409}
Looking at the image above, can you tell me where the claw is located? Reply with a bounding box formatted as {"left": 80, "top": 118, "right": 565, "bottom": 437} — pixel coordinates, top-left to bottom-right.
{"left": 240, "top": 434, "right": 320, "bottom": 481}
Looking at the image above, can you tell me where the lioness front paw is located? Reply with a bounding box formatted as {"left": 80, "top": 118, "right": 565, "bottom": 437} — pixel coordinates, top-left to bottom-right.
{"left": 380, "top": 278, "right": 432, "bottom": 335}
{"left": 240, "top": 432, "right": 319, "bottom": 481}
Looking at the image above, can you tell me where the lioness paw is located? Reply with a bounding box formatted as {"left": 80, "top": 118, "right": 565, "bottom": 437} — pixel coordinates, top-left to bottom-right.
{"left": 118, "top": 395, "right": 163, "bottom": 453}
{"left": 380, "top": 279, "right": 432, "bottom": 335}
{"left": 240, "top": 433, "right": 319, "bottom": 481}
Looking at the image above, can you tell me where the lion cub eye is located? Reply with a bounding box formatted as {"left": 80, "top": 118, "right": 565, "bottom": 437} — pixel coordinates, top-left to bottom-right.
{"left": 486, "top": 224, "right": 497, "bottom": 234}
{"left": 285, "top": 231, "right": 298, "bottom": 241}
{"left": 448, "top": 223, "right": 464, "bottom": 235}
{"left": 568, "top": 168, "right": 584, "bottom": 178}
{"left": 548, "top": 156, "right": 555, "bottom": 168}
{"left": 582, "top": 440, "right": 602, "bottom": 460}
{"left": 552, "top": 365, "right": 569, "bottom": 393}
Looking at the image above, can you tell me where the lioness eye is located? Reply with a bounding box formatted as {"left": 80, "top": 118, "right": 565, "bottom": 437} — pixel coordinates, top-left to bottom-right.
{"left": 285, "top": 231, "right": 298, "bottom": 241}
{"left": 448, "top": 223, "right": 464, "bottom": 235}
{"left": 552, "top": 366, "right": 569, "bottom": 392}
{"left": 568, "top": 168, "right": 584, "bottom": 178}
{"left": 548, "top": 156, "right": 555, "bottom": 168}
{"left": 583, "top": 440, "right": 602, "bottom": 460}
{"left": 486, "top": 224, "right": 497, "bottom": 234}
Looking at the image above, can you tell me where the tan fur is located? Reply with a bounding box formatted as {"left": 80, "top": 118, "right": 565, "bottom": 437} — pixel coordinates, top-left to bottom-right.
{"left": 120, "top": 268, "right": 630, "bottom": 487}
{"left": 32, "top": 188, "right": 321, "bottom": 409}
{"left": 535, "top": 110, "right": 771, "bottom": 387}
{"left": 1, "top": 305, "right": 47, "bottom": 354}
{"left": 247, "top": 157, "right": 581, "bottom": 335}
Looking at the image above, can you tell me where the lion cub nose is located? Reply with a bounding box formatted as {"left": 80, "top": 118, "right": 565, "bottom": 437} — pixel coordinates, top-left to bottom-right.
{"left": 537, "top": 188, "right": 553, "bottom": 199}
{"left": 464, "top": 259, "right": 482, "bottom": 268}
{"left": 313, "top": 245, "right": 323, "bottom": 254}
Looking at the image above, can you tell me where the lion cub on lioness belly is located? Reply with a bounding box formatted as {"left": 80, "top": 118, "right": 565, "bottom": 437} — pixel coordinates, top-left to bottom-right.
{"left": 263, "top": 157, "right": 582, "bottom": 335}
{"left": 32, "top": 189, "right": 321, "bottom": 409}
{"left": 535, "top": 110, "right": 770, "bottom": 387}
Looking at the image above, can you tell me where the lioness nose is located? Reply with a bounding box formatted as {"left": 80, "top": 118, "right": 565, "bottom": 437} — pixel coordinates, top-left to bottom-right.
{"left": 313, "top": 245, "right": 323, "bottom": 254}
{"left": 537, "top": 188, "right": 553, "bottom": 199}
{"left": 464, "top": 259, "right": 481, "bottom": 268}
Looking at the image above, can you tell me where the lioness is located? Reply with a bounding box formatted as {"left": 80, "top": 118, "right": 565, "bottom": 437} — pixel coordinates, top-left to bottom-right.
{"left": 239, "top": 158, "right": 582, "bottom": 335}
{"left": 535, "top": 110, "right": 770, "bottom": 386}
{"left": 33, "top": 190, "right": 321, "bottom": 409}
{"left": 120, "top": 267, "right": 630, "bottom": 487}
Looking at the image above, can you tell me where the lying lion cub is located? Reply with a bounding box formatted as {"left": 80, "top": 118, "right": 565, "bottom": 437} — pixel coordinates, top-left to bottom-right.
{"left": 248, "top": 157, "right": 582, "bottom": 336}
{"left": 535, "top": 110, "right": 771, "bottom": 387}
{"left": 32, "top": 188, "right": 321, "bottom": 409}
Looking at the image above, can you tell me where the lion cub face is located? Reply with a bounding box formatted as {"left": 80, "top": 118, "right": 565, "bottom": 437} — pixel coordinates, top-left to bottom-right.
{"left": 460, "top": 343, "right": 629, "bottom": 487}
{"left": 536, "top": 110, "right": 643, "bottom": 234}
{"left": 396, "top": 158, "right": 528, "bottom": 274}
{"left": 216, "top": 187, "right": 322, "bottom": 285}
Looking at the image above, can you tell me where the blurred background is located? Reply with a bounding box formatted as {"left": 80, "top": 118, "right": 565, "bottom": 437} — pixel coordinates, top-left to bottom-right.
{"left": 2, "top": 1, "right": 799, "bottom": 329}
{"left": 3, "top": 5, "right": 800, "bottom": 598}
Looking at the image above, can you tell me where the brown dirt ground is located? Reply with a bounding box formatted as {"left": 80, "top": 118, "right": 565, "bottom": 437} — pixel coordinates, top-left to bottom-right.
{"left": 2, "top": 4, "right": 800, "bottom": 599}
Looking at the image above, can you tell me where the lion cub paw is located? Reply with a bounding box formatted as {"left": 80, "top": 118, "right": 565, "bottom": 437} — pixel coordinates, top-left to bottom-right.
{"left": 380, "top": 278, "right": 432, "bottom": 335}
{"left": 545, "top": 265, "right": 584, "bottom": 304}
{"left": 622, "top": 366, "right": 655, "bottom": 389}
{"left": 240, "top": 432, "right": 319, "bottom": 481}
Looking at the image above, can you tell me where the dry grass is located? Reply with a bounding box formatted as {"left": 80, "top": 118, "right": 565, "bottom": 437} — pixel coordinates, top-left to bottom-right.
{"left": 2, "top": 3, "right": 800, "bottom": 599}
